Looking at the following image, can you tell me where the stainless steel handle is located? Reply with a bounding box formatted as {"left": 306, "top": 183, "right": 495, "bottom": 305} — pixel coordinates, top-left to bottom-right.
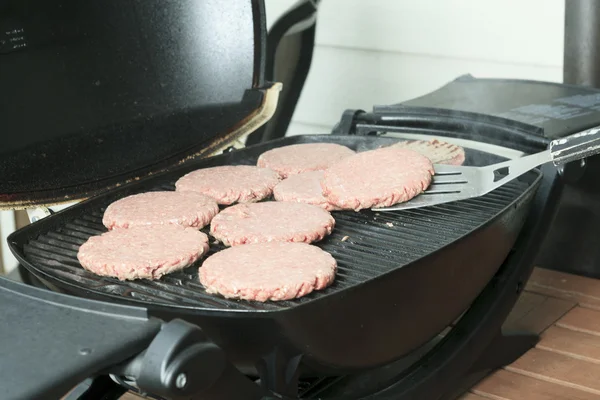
{"left": 550, "top": 125, "right": 600, "bottom": 166}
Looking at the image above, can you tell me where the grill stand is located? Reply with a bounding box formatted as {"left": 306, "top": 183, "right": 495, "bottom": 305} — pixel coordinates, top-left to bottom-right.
{"left": 442, "top": 330, "right": 539, "bottom": 399}
{"left": 256, "top": 349, "right": 303, "bottom": 397}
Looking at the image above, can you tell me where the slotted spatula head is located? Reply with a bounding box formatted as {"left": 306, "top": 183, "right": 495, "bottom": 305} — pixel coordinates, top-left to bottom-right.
{"left": 374, "top": 149, "right": 552, "bottom": 211}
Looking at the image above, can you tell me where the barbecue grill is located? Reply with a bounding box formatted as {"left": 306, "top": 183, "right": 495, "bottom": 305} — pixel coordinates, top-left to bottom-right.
{"left": 3, "top": 1, "right": 600, "bottom": 399}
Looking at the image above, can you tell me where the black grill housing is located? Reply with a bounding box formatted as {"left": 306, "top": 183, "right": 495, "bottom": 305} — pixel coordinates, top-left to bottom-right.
{"left": 9, "top": 134, "right": 542, "bottom": 374}
{"left": 14, "top": 136, "right": 535, "bottom": 312}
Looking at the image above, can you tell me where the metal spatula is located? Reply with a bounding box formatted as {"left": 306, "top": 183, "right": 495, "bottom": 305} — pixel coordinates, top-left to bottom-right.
{"left": 373, "top": 125, "right": 600, "bottom": 211}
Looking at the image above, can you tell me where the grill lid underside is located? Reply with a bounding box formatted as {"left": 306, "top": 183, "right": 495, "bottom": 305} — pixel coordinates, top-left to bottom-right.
{"left": 9, "top": 135, "right": 542, "bottom": 315}
{"left": 0, "top": 0, "right": 274, "bottom": 209}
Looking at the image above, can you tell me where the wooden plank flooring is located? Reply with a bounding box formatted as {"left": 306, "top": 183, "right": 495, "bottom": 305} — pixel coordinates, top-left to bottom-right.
{"left": 114, "top": 267, "right": 600, "bottom": 399}
{"left": 463, "top": 267, "right": 600, "bottom": 399}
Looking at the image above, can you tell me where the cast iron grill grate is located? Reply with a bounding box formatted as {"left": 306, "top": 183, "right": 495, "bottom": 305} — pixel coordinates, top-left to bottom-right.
{"left": 21, "top": 185, "right": 528, "bottom": 311}
{"left": 15, "top": 136, "right": 539, "bottom": 312}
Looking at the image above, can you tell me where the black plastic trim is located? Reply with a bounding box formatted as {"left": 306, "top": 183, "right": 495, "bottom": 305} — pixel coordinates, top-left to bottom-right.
{"left": 252, "top": 0, "right": 267, "bottom": 87}
{"left": 338, "top": 106, "right": 549, "bottom": 154}
{"left": 0, "top": 277, "right": 161, "bottom": 400}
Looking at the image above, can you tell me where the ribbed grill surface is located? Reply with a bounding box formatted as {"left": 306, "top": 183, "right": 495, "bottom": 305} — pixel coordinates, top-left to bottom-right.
{"left": 21, "top": 184, "right": 529, "bottom": 312}
{"left": 17, "top": 137, "right": 537, "bottom": 312}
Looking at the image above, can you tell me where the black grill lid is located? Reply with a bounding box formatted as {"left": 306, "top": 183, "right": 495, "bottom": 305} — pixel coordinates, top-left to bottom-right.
{"left": 0, "top": 0, "right": 278, "bottom": 209}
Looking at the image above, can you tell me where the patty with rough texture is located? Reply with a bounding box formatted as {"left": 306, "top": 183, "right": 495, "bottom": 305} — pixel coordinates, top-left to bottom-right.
{"left": 392, "top": 139, "right": 466, "bottom": 165}
{"left": 273, "top": 171, "right": 339, "bottom": 211}
{"left": 77, "top": 225, "right": 210, "bottom": 281}
{"left": 102, "top": 191, "right": 219, "bottom": 230}
{"left": 322, "top": 147, "right": 434, "bottom": 211}
{"left": 199, "top": 242, "right": 337, "bottom": 301}
{"left": 175, "top": 165, "right": 281, "bottom": 205}
{"left": 210, "top": 201, "right": 335, "bottom": 246}
{"left": 257, "top": 143, "right": 355, "bottom": 178}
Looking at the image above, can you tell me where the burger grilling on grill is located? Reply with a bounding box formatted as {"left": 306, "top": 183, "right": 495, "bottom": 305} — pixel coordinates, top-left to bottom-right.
{"left": 76, "top": 140, "right": 464, "bottom": 302}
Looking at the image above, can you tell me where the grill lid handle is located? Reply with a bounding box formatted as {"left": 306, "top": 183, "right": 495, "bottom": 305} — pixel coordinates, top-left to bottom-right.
{"left": 550, "top": 124, "right": 600, "bottom": 165}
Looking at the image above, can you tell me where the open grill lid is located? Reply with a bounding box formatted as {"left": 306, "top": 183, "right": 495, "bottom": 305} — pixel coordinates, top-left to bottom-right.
{"left": 0, "top": 0, "right": 279, "bottom": 210}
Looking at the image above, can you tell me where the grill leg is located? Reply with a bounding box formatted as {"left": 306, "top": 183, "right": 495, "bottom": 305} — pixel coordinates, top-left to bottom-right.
{"left": 441, "top": 330, "right": 539, "bottom": 400}
{"left": 256, "top": 348, "right": 303, "bottom": 398}
{"left": 468, "top": 330, "right": 538, "bottom": 373}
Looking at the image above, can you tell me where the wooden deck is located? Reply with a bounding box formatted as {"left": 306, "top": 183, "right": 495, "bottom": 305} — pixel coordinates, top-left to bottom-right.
{"left": 118, "top": 267, "right": 600, "bottom": 400}
{"left": 463, "top": 267, "right": 600, "bottom": 400}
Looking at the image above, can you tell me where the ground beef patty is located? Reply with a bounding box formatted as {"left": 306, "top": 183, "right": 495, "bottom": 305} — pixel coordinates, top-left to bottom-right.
{"left": 103, "top": 191, "right": 219, "bottom": 230}
{"left": 273, "top": 171, "right": 339, "bottom": 211}
{"left": 199, "top": 242, "right": 337, "bottom": 301}
{"left": 322, "top": 147, "right": 434, "bottom": 211}
{"left": 210, "top": 201, "right": 335, "bottom": 246}
{"left": 392, "top": 139, "right": 466, "bottom": 165}
{"left": 77, "top": 225, "right": 210, "bottom": 281}
{"left": 257, "top": 143, "right": 355, "bottom": 178}
{"left": 175, "top": 165, "right": 281, "bottom": 205}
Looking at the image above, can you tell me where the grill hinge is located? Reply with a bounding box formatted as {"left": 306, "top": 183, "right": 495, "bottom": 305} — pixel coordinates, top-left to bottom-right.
{"left": 115, "top": 319, "right": 268, "bottom": 400}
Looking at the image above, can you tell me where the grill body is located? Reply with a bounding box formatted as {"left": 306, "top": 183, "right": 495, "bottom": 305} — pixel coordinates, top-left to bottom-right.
{"left": 8, "top": 134, "right": 541, "bottom": 375}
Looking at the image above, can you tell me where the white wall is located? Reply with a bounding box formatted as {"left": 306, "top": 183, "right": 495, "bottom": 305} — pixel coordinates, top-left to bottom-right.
{"left": 265, "top": 0, "right": 565, "bottom": 135}
{"left": 0, "top": 211, "right": 17, "bottom": 274}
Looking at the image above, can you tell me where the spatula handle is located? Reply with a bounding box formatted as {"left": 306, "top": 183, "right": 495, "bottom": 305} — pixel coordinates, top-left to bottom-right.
{"left": 550, "top": 125, "right": 600, "bottom": 166}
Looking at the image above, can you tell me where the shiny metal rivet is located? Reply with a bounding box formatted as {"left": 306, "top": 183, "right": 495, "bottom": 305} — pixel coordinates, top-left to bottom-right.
{"left": 176, "top": 373, "right": 187, "bottom": 389}
{"left": 79, "top": 348, "right": 92, "bottom": 355}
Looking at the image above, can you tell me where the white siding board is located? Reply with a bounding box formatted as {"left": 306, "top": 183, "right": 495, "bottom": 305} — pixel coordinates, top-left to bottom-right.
{"left": 265, "top": 0, "right": 564, "bottom": 67}
{"left": 314, "top": 0, "right": 564, "bottom": 67}
{"left": 0, "top": 211, "right": 17, "bottom": 274}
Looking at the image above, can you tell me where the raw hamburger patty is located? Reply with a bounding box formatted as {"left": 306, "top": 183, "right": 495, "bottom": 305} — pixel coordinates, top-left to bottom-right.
{"left": 102, "top": 191, "right": 219, "bottom": 230}
{"left": 175, "top": 165, "right": 281, "bottom": 205}
{"left": 199, "top": 242, "right": 337, "bottom": 301}
{"left": 210, "top": 201, "right": 335, "bottom": 246}
{"left": 257, "top": 143, "right": 355, "bottom": 178}
{"left": 77, "top": 225, "right": 210, "bottom": 281}
{"left": 273, "top": 171, "right": 339, "bottom": 211}
{"left": 392, "top": 139, "right": 466, "bottom": 165}
{"left": 322, "top": 147, "right": 434, "bottom": 211}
